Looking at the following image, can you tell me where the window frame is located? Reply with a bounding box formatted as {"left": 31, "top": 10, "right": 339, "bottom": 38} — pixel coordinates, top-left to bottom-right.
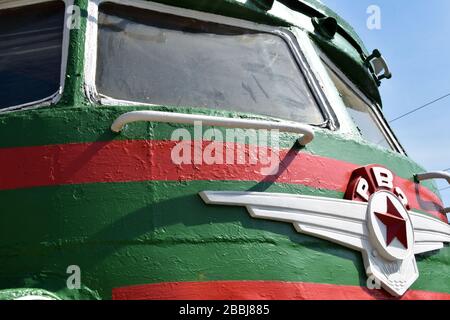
{"left": 0, "top": 0, "right": 73, "bottom": 113}
{"left": 84, "top": 0, "right": 337, "bottom": 129}
{"left": 319, "top": 53, "right": 406, "bottom": 155}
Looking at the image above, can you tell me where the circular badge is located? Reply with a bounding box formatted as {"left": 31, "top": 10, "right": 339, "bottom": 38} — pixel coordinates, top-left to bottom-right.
{"left": 367, "top": 191, "right": 414, "bottom": 261}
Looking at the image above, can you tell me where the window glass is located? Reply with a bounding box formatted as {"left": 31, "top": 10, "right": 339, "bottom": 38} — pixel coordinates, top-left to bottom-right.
{"left": 96, "top": 3, "right": 325, "bottom": 125}
{"left": 325, "top": 64, "right": 393, "bottom": 150}
{"left": 0, "top": 1, "right": 65, "bottom": 109}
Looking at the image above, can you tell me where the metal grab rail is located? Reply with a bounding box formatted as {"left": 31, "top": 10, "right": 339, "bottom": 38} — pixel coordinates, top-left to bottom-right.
{"left": 111, "top": 110, "right": 315, "bottom": 146}
{"left": 415, "top": 171, "right": 450, "bottom": 214}
{"left": 364, "top": 49, "right": 392, "bottom": 85}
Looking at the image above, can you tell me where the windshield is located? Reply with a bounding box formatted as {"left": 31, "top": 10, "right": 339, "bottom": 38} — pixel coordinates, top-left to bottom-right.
{"left": 95, "top": 3, "right": 325, "bottom": 125}
{"left": 0, "top": 1, "right": 65, "bottom": 109}
{"left": 324, "top": 64, "right": 394, "bottom": 150}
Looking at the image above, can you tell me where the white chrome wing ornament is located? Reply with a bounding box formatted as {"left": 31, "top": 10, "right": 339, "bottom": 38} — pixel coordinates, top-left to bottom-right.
{"left": 199, "top": 165, "right": 450, "bottom": 297}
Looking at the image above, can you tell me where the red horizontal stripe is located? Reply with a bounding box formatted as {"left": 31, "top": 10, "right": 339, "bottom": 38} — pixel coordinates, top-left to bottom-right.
{"left": 112, "top": 280, "right": 450, "bottom": 300}
{"left": 0, "top": 140, "right": 446, "bottom": 221}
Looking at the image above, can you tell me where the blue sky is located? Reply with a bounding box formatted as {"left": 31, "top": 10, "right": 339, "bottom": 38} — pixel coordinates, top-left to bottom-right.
{"left": 321, "top": 0, "right": 450, "bottom": 207}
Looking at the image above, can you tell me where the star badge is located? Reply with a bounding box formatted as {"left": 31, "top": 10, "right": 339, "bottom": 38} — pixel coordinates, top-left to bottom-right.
{"left": 200, "top": 188, "right": 450, "bottom": 296}
{"left": 374, "top": 197, "right": 408, "bottom": 249}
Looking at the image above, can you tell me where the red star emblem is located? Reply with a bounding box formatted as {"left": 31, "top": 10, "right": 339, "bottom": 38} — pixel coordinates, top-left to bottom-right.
{"left": 374, "top": 197, "right": 408, "bottom": 249}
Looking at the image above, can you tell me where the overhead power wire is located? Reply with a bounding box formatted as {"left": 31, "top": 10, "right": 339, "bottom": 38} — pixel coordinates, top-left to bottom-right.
{"left": 389, "top": 93, "right": 450, "bottom": 123}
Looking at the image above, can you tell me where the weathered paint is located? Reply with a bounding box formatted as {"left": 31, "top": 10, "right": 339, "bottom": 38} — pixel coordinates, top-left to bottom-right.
{"left": 0, "top": 139, "right": 445, "bottom": 220}
{"left": 0, "top": 105, "right": 441, "bottom": 194}
{"left": 0, "top": 0, "right": 448, "bottom": 300}
{"left": 1, "top": 180, "right": 448, "bottom": 299}
{"left": 112, "top": 281, "right": 450, "bottom": 300}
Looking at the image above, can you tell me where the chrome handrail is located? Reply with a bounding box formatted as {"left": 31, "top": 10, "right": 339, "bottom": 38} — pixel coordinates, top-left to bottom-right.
{"left": 415, "top": 171, "right": 450, "bottom": 215}
{"left": 111, "top": 110, "right": 315, "bottom": 146}
{"left": 416, "top": 171, "right": 450, "bottom": 184}
{"left": 365, "top": 49, "right": 392, "bottom": 84}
